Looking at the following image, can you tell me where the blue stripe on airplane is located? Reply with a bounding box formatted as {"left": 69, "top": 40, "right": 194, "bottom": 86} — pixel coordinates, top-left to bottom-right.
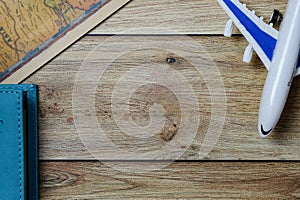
{"left": 297, "top": 52, "right": 300, "bottom": 68}
{"left": 223, "top": 0, "right": 277, "bottom": 61}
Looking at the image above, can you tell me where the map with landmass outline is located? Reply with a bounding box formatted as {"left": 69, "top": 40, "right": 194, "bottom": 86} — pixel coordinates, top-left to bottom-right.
{"left": 0, "top": 0, "right": 128, "bottom": 82}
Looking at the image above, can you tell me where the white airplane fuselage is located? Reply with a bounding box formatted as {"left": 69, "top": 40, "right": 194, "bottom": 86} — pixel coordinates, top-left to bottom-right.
{"left": 258, "top": 0, "right": 300, "bottom": 137}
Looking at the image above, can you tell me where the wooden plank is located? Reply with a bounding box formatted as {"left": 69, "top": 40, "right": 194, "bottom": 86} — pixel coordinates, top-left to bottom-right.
{"left": 24, "top": 36, "right": 300, "bottom": 160}
{"left": 90, "top": 0, "right": 287, "bottom": 35}
{"left": 40, "top": 161, "right": 300, "bottom": 199}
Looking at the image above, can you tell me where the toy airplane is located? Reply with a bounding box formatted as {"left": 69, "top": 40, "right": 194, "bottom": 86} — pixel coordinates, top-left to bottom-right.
{"left": 217, "top": 0, "right": 300, "bottom": 138}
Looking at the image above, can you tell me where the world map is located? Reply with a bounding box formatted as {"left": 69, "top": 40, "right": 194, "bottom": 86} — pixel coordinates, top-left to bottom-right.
{"left": 0, "top": 0, "right": 112, "bottom": 81}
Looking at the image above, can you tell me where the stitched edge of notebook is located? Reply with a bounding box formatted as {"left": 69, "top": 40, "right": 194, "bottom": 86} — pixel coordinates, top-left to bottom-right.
{"left": 0, "top": 90, "right": 23, "bottom": 200}
{"left": 17, "top": 92, "right": 22, "bottom": 200}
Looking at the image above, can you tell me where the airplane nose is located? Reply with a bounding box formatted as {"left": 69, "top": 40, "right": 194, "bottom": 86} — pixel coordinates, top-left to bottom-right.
{"left": 259, "top": 124, "right": 273, "bottom": 138}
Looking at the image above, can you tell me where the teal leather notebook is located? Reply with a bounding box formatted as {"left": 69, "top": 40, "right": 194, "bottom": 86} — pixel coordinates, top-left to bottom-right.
{"left": 0, "top": 84, "right": 38, "bottom": 200}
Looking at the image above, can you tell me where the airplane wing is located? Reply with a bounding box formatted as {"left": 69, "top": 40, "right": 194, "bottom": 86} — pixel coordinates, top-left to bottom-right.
{"left": 217, "top": 0, "right": 300, "bottom": 76}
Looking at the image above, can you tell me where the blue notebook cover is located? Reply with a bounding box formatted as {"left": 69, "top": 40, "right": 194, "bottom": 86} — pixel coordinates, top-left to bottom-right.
{"left": 0, "top": 84, "right": 38, "bottom": 200}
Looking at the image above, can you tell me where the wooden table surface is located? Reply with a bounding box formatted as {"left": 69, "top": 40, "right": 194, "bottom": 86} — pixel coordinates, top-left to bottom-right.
{"left": 23, "top": 0, "right": 300, "bottom": 199}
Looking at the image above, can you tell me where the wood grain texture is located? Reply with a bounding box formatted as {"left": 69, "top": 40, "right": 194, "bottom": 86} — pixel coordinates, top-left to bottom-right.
{"left": 40, "top": 162, "right": 300, "bottom": 199}
{"left": 20, "top": 1, "right": 300, "bottom": 198}
{"left": 90, "top": 0, "right": 287, "bottom": 34}
{"left": 24, "top": 36, "right": 300, "bottom": 160}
